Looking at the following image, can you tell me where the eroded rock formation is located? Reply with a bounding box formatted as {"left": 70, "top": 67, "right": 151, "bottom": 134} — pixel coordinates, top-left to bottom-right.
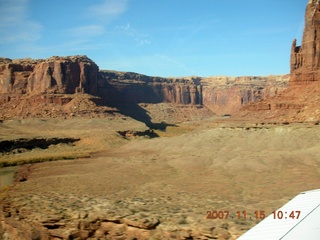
{"left": 0, "top": 55, "right": 99, "bottom": 95}
{"left": 290, "top": 0, "right": 320, "bottom": 85}
{"left": 241, "top": 0, "right": 320, "bottom": 122}
{"left": 0, "top": 56, "right": 289, "bottom": 119}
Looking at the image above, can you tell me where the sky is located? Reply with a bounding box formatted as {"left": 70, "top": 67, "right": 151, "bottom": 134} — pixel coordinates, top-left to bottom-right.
{"left": 0, "top": 0, "right": 308, "bottom": 77}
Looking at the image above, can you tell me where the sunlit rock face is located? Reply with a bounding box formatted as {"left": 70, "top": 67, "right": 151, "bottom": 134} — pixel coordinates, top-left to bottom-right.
{"left": 290, "top": 0, "right": 320, "bottom": 85}
{"left": 0, "top": 56, "right": 99, "bottom": 95}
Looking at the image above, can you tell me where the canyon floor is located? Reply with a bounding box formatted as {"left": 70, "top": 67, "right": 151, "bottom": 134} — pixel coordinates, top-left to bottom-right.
{"left": 1, "top": 116, "right": 320, "bottom": 239}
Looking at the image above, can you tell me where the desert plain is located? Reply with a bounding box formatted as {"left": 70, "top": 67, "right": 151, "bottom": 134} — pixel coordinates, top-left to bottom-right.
{"left": 1, "top": 115, "right": 320, "bottom": 239}
{"left": 1, "top": 1, "right": 320, "bottom": 239}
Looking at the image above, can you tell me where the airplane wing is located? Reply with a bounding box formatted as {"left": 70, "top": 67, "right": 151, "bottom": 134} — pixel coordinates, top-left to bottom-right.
{"left": 238, "top": 189, "right": 320, "bottom": 240}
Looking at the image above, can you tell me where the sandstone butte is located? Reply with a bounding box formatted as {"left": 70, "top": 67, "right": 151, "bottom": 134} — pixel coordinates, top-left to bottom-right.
{"left": 1, "top": 2, "right": 320, "bottom": 123}
{"left": 241, "top": 0, "right": 320, "bottom": 123}
{"left": 0, "top": 1, "right": 320, "bottom": 240}
{"left": 0, "top": 55, "right": 289, "bottom": 121}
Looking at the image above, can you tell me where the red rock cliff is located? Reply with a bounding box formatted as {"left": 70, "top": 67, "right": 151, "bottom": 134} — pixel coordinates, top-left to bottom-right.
{"left": 0, "top": 56, "right": 289, "bottom": 118}
{"left": 98, "top": 71, "right": 288, "bottom": 113}
{"left": 0, "top": 55, "right": 99, "bottom": 95}
{"left": 290, "top": 0, "right": 320, "bottom": 85}
{"left": 241, "top": 1, "right": 320, "bottom": 122}
{"left": 201, "top": 75, "right": 289, "bottom": 115}
{"left": 98, "top": 70, "right": 203, "bottom": 105}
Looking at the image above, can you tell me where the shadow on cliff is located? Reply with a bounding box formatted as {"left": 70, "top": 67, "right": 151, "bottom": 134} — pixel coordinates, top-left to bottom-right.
{"left": 96, "top": 82, "right": 176, "bottom": 131}
{"left": 109, "top": 103, "right": 176, "bottom": 131}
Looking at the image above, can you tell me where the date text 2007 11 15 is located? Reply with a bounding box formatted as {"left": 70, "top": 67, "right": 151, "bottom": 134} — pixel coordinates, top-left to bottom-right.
{"left": 206, "top": 210, "right": 301, "bottom": 220}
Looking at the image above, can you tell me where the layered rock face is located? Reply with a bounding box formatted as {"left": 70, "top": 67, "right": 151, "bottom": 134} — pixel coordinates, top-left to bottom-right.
{"left": 290, "top": 0, "right": 320, "bottom": 85}
{"left": 0, "top": 55, "right": 99, "bottom": 95}
{"left": 0, "top": 56, "right": 289, "bottom": 119}
{"left": 201, "top": 75, "right": 289, "bottom": 115}
{"left": 0, "top": 58, "right": 206, "bottom": 120}
{"left": 98, "top": 71, "right": 288, "bottom": 114}
{"left": 98, "top": 70, "right": 202, "bottom": 105}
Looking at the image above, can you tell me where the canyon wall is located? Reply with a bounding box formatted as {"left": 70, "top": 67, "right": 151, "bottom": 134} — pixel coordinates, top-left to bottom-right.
{"left": 201, "top": 75, "right": 289, "bottom": 114}
{"left": 98, "top": 71, "right": 202, "bottom": 105}
{"left": 0, "top": 56, "right": 289, "bottom": 118}
{"left": 98, "top": 71, "right": 289, "bottom": 114}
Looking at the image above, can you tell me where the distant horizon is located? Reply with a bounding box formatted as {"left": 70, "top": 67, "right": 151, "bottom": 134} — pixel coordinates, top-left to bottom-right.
{"left": 0, "top": 0, "right": 307, "bottom": 77}
{"left": 1, "top": 54, "right": 291, "bottom": 78}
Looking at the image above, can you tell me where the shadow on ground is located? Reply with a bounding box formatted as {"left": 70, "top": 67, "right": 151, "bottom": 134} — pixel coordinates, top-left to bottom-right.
{"left": 99, "top": 100, "right": 177, "bottom": 131}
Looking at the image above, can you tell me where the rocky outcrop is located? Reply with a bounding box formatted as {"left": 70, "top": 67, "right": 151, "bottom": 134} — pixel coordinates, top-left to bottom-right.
{"left": 0, "top": 55, "right": 99, "bottom": 95}
{"left": 0, "top": 93, "right": 117, "bottom": 119}
{"left": 240, "top": 0, "right": 320, "bottom": 122}
{"left": 290, "top": 0, "right": 320, "bottom": 85}
{"left": 0, "top": 192, "right": 232, "bottom": 240}
{"left": 240, "top": 81, "right": 320, "bottom": 122}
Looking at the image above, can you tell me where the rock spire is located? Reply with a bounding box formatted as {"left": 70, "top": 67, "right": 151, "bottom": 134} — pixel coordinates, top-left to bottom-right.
{"left": 290, "top": 0, "right": 320, "bottom": 85}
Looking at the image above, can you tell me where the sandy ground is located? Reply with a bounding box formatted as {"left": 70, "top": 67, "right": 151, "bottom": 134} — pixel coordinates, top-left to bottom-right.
{"left": 1, "top": 118, "right": 320, "bottom": 239}
{"left": 0, "top": 117, "right": 147, "bottom": 166}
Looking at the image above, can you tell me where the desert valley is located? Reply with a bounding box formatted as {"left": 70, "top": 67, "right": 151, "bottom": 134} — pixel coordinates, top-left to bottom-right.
{"left": 1, "top": 1, "right": 320, "bottom": 240}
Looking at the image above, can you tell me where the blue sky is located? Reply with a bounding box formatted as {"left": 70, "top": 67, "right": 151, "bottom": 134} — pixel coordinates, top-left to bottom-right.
{"left": 0, "top": 0, "right": 307, "bottom": 77}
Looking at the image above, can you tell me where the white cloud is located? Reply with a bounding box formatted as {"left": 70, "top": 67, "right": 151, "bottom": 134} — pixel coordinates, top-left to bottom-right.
{"left": 118, "top": 23, "right": 151, "bottom": 46}
{"left": 63, "top": 0, "right": 130, "bottom": 52}
{"left": 0, "top": 0, "right": 42, "bottom": 43}
{"left": 138, "top": 39, "right": 151, "bottom": 46}
{"left": 69, "top": 25, "right": 105, "bottom": 38}
{"left": 88, "top": 0, "right": 129, "bottom": 21}
{"left": 0, "top": 0, "right": 25, "bottom": 25}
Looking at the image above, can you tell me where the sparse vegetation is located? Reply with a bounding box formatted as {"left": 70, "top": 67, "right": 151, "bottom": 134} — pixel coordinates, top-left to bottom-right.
{"left": 0, "top": 152, "right": 90, "bottom": 168}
